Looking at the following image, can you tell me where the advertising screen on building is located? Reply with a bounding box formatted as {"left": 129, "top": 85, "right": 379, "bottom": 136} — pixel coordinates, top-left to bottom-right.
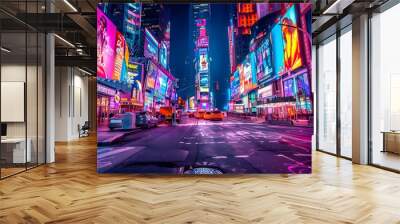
{"left": 200, "top": 73, "right": 209, "bottom": 93}
{"left": 241, "top": 53, "right": 257, "bottom": 94}
{"left": 284, "top": 78, "right": 295, "bottom": 97}
{"left": 124, "top": 3, "right": 141, "bottom": 57}
{"left": 282, "top": 6, "right": 303, "bottom": 72}
{"left": 198, "top": 48, "right": 209, "bottom": 72}
{"left": 200, "top": 92, "right": 209, "bottom": 101}
{"left": 112, "top": 31, "right": 126, "bottom": 81}
{"left": 189, "top": 96, "right": 196, "bottom": 110}
{"left": 271, "top": 22, "right": 285, "bottom": 77}
{"left": 97, "top": 8, "right": 117, "bottom": 79}
{"left": 257, "top": 85, "right": 273, "bottom": 99}
{"left": 160, "top": 41, "right": 168, "bottom": 69}
{"left": 155, "top": 69, "right": 168, "bottom": 102}
{"left": 256, "top": 37, "right": 273, "bottom": 82}
{"left": 146, "top": 61, "right": 157, "bottom": 90}
{"left": 144, "top": 91, "right": 154, "bottom": 111}
{"left": 144, "top": 28, "right": 159, "bottom": 63}
{"left": 126, "top": 61, "right": 143, "bottom": 104}
{"left": 230, "top": 70, "right": 240, "bottom": 99}
{"left": 296, "top": 72, "right": 311, "bottom": 97}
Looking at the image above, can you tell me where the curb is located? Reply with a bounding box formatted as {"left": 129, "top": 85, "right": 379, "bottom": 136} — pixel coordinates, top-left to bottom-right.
{"left": 98, "top": 128, "right": 141, "bottom": 146}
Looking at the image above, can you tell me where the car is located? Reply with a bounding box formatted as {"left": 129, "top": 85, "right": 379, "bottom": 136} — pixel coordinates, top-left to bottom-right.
{"left": 203, "top": 111, "right": 212, "bottom": 120}
{"left": 159, "top": 106, "right": 173, "bottom": 121}
{"left": 136, "top": 112, "right": 158, "bottom": 128}
{"left": 188, "top": 112, "right": 195, "bottom": 118}
{"left": 109, "top": 112, "right": 135, "bottom": 130}
{"left": 207, "top": 111, "right": 224, "bottom": 121}
{"left": 194, "top": 111, "right": 205, "bottom": 119}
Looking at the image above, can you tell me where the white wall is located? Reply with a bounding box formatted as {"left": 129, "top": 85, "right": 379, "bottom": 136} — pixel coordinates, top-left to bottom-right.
{"left": 55, "top": 67, "right": 89, "bottom": 141}
{"left": 1, "top": 63, "right": 46, "bottom": 164}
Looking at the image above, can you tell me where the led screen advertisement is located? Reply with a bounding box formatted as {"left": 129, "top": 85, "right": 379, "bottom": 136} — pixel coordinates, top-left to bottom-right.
{"left": 112, "top": 31, "right": 126, "bottom": 81}
{"left": 198, "top": 48, "right": 209, "bottom": 72}
{"left": 159, "top": 41, "right": 168, "bottom": 69}
{"left": 256, "top": 37, "right": 273, "bottom": 82}
{"left": 97, "top": 8, "right": 117, "bottom": 79}
{"left": 271, "top": 22, "right": 285, "bottom": 77}
{"left": 144, "top": 28, "right": 159, "bottom": 63}
{"left": 98, "top": 3, "right": 312, "bottom": 175}
{"left": 199, "top": 73, "right": 209, "bottom": 93}
{"left": 126, "top": 61, "right": 143, "bottom": 104}
{"left": 230, "top": 70, "right": 240, "bottom": 99}
{"left": 154, "top": 69, "right": 168, "bottom": 102}
{"left": 146, "top": 61, "right": 157, "bottom": 90}
{"left": 282, "top": 6, "right": 303, "bottom": 72}
{"left": 241, "top": 53, "right": 257, "bottom": 94}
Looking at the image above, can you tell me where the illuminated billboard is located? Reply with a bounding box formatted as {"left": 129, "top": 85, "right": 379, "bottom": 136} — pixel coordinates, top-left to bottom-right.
{"left": 200, "top": 92, "right": 209, "bottom": 101}
{"left": 230, "top": 70, "right": 240, "bottom": 99}
{"left": 199, "top": 73, "right": 209, "bottom": 93}
{"left": 240, "top": 53, "right": 257, "bottom": 94}
{"left": 112, "top": 31, "right": 126, "bottom": 81}
{"left": 97, "top": 8, "right": 117, "bottom": 79}
{"left": 166, "top": 78, "right": 175, "bottom": 99}
{"left": 271, "top": 22, "right": 285, "bottom": 76}
{"left": 155, "top": 69, "right": 168, "bottom": 102}
{"left": 189, "top": 96, "right": 196, "bottom": 110}
{"left": 144, "top": 91, "right": 154, "bottom": 111}
{"left": 282, "top": 6, "right": 303, "bottom": 72}
{"left": 198, "top": 48, "right": 209, "bottom": 72}
{"left": 160, "top": 41, "right": 168, "bottom": 69}
{"left": 124, "top": 3, "right": 141, "bottom": 57}
{"left": 144, "top": 28, "right": 159, "bottom": 63}
{"left": 126, "top": 62, "right": 142, "bottom": 85}
{"left": 238, "top": 64, "right": 245, "bottom": 94}
{"left": 228, "top": 21, "right": 236, "bottom": 73}
{"left": 284, "top": 78, "right": 295, "bottom": 97}
{"left": 255, "top": 37, "right": 273, "bottom": 82}
{"left": 146, "top": 61, "right": 157, "bottom": 90}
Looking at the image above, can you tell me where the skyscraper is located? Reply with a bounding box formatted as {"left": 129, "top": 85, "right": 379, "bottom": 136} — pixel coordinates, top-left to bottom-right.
{"left": 191, "top": 3, "right": 211, "bottom": 110}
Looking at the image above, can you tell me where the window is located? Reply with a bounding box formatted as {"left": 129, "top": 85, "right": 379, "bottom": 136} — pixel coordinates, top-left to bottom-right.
{"left": 339, "top": 27, "right": 352, "bottom": 158}
{"left": 317, "top": 36, "right": 337, "bottom": 154}
{"left": 370, "top": 4, "right": 400, "bottom": 171}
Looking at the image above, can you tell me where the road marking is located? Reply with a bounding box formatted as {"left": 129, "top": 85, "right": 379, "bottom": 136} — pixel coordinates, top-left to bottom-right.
{"left": 294, "top": 154, "right": 310, "bottom": 157}
{"left": 212, "top": 156, "right": 227, "bottom": 159}
{"left": 235, "top": 155, "right": 249, "bottom": 158}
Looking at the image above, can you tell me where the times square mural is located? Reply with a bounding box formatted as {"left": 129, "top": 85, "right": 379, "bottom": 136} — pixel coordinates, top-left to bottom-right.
{"left": 97, "top": 3, "right": 313, "bottom": 174}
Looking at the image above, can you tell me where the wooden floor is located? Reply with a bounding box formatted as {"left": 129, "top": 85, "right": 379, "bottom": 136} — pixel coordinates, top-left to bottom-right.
{"left": 1, "top": 135, "right": 400, "bottom": 224}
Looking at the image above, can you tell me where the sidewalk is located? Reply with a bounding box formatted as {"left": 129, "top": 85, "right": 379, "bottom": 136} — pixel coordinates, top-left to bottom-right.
{"left": 97, "top": 122, "right": 140, "bottom": 146}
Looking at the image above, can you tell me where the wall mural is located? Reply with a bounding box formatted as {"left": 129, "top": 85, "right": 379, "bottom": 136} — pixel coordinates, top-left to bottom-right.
{"left": 97, "top": 3, "right": 313, "bottom": 174}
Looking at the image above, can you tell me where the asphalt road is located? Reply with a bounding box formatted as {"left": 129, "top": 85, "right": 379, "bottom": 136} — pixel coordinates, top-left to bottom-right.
{"left": 97, "top": 116, "right": 312, "bottom": 174}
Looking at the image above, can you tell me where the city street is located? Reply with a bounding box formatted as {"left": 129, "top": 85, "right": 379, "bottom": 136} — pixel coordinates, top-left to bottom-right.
{"left": 98, "top": 116, "right": 312, "bottom": 174}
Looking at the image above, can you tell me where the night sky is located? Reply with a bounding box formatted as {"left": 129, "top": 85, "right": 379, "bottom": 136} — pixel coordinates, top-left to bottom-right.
{"left": 169, "top": 4, "right": 230, "bottom": 110}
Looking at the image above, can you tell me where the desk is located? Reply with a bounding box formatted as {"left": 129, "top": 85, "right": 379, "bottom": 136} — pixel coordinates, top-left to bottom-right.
{"left": 382, "top": 131, "right": 400, "bottom": 154}
{"left": 1, "top": 138, "right": 31, "bottom": 164}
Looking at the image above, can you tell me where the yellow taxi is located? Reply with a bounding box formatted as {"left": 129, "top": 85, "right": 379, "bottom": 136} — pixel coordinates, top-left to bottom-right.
{"left": 204, "top": 111, "right": 224, "bottom": 121}
{"left": 194, "top": 111, "right": 205, "bottom": 119}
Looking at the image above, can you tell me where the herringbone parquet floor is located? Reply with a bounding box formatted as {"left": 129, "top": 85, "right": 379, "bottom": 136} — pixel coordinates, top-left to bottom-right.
{"left": 1, "top": 135, "right": 400, "bottom": 224}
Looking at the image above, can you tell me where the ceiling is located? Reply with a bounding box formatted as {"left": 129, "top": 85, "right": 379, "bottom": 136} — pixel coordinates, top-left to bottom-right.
{"left": 0, "top": 0, "right": 395, "bottom": 73}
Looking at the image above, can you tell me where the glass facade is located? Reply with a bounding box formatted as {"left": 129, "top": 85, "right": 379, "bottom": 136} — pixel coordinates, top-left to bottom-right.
{"left": 370, "top": 4, "right": 400, "bottom": 171}
{"left": 0, "top": 0, "right": 47, "bottom": 179}
{"left": 317, "top": 35, "right": 337, "bottom": 154}
{"left": 316, "top": 26, "right": 353, "bottom": 159}
{"left": 339, "top": 27, "right": 352, "bottom": 158}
